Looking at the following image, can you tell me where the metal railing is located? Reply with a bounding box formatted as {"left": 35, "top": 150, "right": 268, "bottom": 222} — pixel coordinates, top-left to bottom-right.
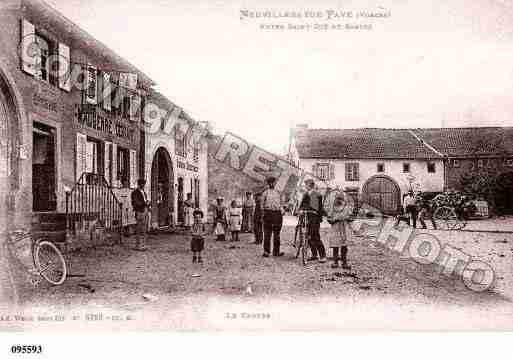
{"left": 66, "top": 172, "right": 123, "bottom": 243}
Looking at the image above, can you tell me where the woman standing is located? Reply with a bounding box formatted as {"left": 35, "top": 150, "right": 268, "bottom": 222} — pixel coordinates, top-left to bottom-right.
{"left": 327, "top": 192, "right": 354, "bottom": 269}
{"left": 213, "top": 197, "right": 228, "bottom": 241}
{"left": 184, "top": 193, "right": 194, "bottom": 228}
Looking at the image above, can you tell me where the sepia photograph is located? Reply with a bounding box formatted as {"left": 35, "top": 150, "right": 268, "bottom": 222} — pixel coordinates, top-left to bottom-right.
{"left": 0, "top": 0, "right": 513, "bottom": 340}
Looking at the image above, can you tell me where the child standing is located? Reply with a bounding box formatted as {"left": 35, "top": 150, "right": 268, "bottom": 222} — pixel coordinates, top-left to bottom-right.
{"left": 327, "top": 192, "right": 354, "bottom": 269}
{"left": 228, "top": 199, "right": 242, "bottom": 241}
{"left": 191, "top": 209, "right": 206, "bottom": 263}
{"left": 213, "top": 197, "right": 227, "bottom": 241}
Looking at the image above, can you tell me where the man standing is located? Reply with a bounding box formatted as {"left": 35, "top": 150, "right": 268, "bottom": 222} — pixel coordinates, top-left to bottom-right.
{"left": 403, "top": 190, "right": 418, "bottom": 228}
{"left": 131, "top": 179, "right": 149, "bottom": 251}
{"left": 242, "top": 191, "right": 255, "bottom": 233}
{"left": 262, "top": 177, "right": 284, "bottom": 257}
{"left": 252, "top": 191, "right": 263, "bottom": 244}
{"left": 299, "top": 179, "right": 327, "bottom": 262}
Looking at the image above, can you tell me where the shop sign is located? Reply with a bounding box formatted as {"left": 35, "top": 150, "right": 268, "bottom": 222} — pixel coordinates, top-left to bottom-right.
{"left": 177, "top": 160, "right": 198, "bottom": 172}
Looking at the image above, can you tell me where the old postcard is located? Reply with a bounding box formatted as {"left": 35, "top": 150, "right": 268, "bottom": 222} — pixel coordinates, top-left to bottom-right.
{"left": 1, "top": 0, "right": 513, "bottom": 338}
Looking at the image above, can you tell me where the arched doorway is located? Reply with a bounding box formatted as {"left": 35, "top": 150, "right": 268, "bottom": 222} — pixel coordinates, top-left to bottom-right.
{"left": 362, "top": 175, "right": 401, "bottom": 215}
{"left": 151, "top": 147, "right": 174, "bottom": 228}
{"left": 0, "top": 74, "right": 20, "bottom": 227}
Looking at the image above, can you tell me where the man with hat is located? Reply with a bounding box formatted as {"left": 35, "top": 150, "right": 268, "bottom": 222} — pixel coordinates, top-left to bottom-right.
{"left": 261, "top": 176, "right": 284, "bottom": 257}
{"left": 131, "top": 179, "right": 150, "bottom": 251}
{"left": 299, "top": 178, "right": 327, "bottom": 262}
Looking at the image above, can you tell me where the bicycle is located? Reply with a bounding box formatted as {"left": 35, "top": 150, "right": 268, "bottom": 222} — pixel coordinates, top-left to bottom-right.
{"left": 7, "top": 230, "right": 67, "bottom": 286}
{"left": 292, "top": 210, "right": 317, "bottom": 266}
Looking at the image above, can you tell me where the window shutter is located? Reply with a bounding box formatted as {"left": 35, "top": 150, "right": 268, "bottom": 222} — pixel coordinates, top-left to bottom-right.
{"left": 112, "top": 143, "right": 118, "bottom": 187}
{"left": 104, "top": 142, "right": 112, "bottom": 185}
{"left": 85, "top": 141, "right": 95, "bottom": 173}
{"left": 86, "top": 64, "right": 97, "bottom": 104}
{"left": 311, "top": 163, "right": 318, "bottom": 177}
{"left": 21, "top": 19, "right": 36, "bottom": 75}
{"left": 355, "top": 163, "right": 359, "bottom": 181}
{"left": 130, "top": 94, "right": 141, "bottom": 121}
{"left": 344, "top": 163, "right": 350, "bottom": 181}
{"left": 129, "top": 149, "right": 137, "bottom": 189}
{"left": 329, "top": 163, "right": 335, "bottom": 180}
{"left": 102, "top": 72, "right": 111, "bottom": 111}
{"left": 58, "top": 42, "right": 71, "bottom": 91}
{"left": 76, "top": 133, "right": 87, "bottom": 182}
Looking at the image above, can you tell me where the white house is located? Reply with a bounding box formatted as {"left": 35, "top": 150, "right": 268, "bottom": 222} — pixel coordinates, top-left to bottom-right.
{"left": 288, "top": 125, "right": 445, "bottom": 214}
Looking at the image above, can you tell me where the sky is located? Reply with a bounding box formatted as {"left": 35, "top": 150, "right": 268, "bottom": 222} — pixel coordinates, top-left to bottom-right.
{"left": 45, "top": 0, "right": 513, "bottom": 154}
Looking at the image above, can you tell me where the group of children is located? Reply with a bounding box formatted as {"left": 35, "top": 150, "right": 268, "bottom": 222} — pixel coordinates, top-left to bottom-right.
{"left": 189, "top": 196, "right": 247, "bottom": 263}
{"left": 188, "top": 191, "right": 356, "bottom": 270}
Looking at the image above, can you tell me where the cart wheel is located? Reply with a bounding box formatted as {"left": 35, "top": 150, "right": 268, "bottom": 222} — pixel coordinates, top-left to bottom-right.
{"left": 434, "top": 207, "right": 451, "bottom": 230}
{"left": 34, "top": 241, "right": 67, "bottom": 285}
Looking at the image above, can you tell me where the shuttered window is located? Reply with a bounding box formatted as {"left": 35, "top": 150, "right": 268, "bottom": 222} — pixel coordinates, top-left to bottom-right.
{"left": 129, "top": 149, "right": 137, "bottom": 189}
{"left": 86, "top": 64, "right": 97, "bottom": 104}
{"left": 102, "top": 72, "right": 112, "bottom": 111}
{"left": 111, "top": 143, "right": 118, "bottom": 187}
{"left": 345, "top": 163, "right": 359, "bottom": 181}
{"left": 76, "top": 133, "right": 87, "bottom": 182}
{"left": 21, "top": 19, "right": 36, "bottom": 75}
{"left": 104, "top": 141, "right": 112, "bottom": 185}
{"left": 58, "top": 42, "right": 71, "bottom": 91}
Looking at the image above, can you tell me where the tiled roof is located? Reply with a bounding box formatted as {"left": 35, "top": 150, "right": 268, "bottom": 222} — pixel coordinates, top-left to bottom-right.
{"left": 294, "top": 128, "right": 442, "bottom": 159}
{"left": 412, "top": 127, "right": 513, "bottom": 157}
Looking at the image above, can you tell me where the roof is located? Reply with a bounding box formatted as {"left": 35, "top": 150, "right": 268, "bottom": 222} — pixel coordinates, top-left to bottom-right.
{"left": 294, "top": 128, "right": 442, "bottom": 160}
{"left": 412, "top": 127, "right": 513, "bottom": 158}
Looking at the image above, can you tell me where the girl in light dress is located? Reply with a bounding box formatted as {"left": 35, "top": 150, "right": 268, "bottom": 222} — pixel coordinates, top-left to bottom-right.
{"left": 327, "top": 192, "right": 354, "bottom": 269}
{"left": 228, "top": 199, "right": 242, "bottom": 242}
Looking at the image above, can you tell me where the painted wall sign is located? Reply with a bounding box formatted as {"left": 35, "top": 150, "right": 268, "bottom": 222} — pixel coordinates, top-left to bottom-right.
{"left": 177, "top": 160, "right": 198, "bottom": 172}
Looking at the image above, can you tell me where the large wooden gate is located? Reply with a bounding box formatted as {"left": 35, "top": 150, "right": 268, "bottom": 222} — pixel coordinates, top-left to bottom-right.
{"left": 362, "top": 175, "right": 400, "bottom": 215}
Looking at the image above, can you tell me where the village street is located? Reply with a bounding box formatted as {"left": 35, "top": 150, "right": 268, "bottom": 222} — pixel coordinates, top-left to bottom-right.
{"left": 3, "top": 217, "right": 513, "bottom": 331}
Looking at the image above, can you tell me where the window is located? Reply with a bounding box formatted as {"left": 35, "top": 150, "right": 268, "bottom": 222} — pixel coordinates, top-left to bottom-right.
{"left": 377, "top": 163, "right": 385, "bottom": 173}
{"left": 85, "top": 139, "right": 100, "bottom": 174}
{"left": 34, "top": 33, "right": 58, "bottom": 85}
{"left": 316, "top": 163, "right": 330, "bottom": 180}
{"left": 477, "top": 159, "right": 484, "bottom": 168}
{"left": 506, "top": 159, "right": 513, "bottom": 167}
{"left": 193, "top": 143, "right": 199, "bottom": 163}
{"left": 403, "top": 163, "right": 410, "bottom": 173}
{"left": 427, "top": 162, "right": 436, "bottom": 173}
{"left": 345, "top": 163, "right": 359, "bottom": 181}
{"left": 175, "top": 127, "right": 187, "bottom": 157}
{"left": 117, "top": 147, "right": 130, "bottom": 188}
{"left": 453, "top": 159, "right": 460, "bottom": 168}
{"left": 194, "top": 179, "right": 200, "bottom": 208}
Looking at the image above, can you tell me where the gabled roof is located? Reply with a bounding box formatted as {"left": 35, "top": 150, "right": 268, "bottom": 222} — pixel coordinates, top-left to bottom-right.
{"left": 412, "top": 127, "right": 513, "bottom": 158}
{"left": 294, "top": 128, "right": 442, "bottom": 160}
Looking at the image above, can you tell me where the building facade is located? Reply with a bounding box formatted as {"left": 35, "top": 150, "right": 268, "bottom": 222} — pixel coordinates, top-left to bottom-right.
{"left": 0, "top": 0, "right": 153, "bottom": 239}
{"left": 144, "top": 90, "right": 208, "bottom": 229}
{"left": 289, "top": 126, "right": 445, "bottom": 214}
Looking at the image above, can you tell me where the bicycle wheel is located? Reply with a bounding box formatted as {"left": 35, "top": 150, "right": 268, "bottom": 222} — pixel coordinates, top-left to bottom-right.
{"left": 301, "top": 237, "right": 310, "bottom": 266}
{"left": 34, "top": 241, "right": 67, "bottom": 285}
{"left": 295, "top": 228, "right": 303, "bottom": 258}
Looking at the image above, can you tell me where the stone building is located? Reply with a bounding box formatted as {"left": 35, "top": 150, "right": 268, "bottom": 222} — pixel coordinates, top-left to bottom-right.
{"left": 144, "top": 90, "right": 209, "bottom": 229}
{"left": 289, "top": 125, "right": 445, "bottom": 215}
{"left": 0, "top": 0, "right": 153, "bottom": 242}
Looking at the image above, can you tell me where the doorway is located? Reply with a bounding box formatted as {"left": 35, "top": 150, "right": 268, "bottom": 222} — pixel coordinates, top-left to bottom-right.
{"left": 362, "top": 175, "right": 401, "bottom": 215}
{"left": 150, "top": 147, "right": 174, "bottom": 228}
{"left": 32, "top": 122, "right": 56, "bottom": 212}
{"left": 177, "top": 177, "right": 184, "bottom": 224}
